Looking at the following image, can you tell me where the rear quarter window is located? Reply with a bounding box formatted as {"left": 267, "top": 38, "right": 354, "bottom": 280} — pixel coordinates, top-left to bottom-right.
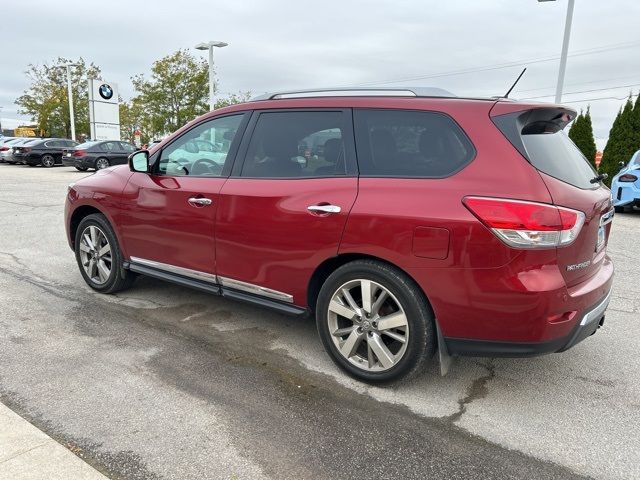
{"left": 520, "top": 131, "right": 597, "bottom": 189}
{"left": 353, "top": 109, "right": 475, "bottom": 177}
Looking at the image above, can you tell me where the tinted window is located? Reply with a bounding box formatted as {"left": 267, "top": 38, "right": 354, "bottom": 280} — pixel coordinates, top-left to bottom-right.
{"left": 120, "top": 142, "right": 136, "bottom": 152}
{"left": 64, "top": 140, "right": 78, "bottom": 147}
{"left": 102, "top": 142, "right": 121, "bottom": 151}
{"left": 354, "top": 109, "right": 475, "bottom": 177}
{"left": 158, "top": 114, "right": 244, "bottom": 177}
{"left": 77, "top": 141, "right": 100, "bottom": 149}
{"left": 44, "top": 140, "right": 62, "bottom": 148}
{"left": 521, "top": 131, "right": 596, "bottom": 189}
{"left": 241, "top": 111, "right": 347, "bottom": 178}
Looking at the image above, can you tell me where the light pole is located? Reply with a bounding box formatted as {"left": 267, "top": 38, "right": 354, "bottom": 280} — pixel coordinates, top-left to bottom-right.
{"left": 539, "top": 0, "right": 576, "bottom": 104}
{"left": 195, "top": 41, "right": 228, "bottom": 111}
{"left": 55, "top": 63, "right": 80, "bottom": 140}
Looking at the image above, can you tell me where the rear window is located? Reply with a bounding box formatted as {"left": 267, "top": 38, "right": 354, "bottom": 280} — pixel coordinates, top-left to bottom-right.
{"left": 353, "top": 109, "right": 475, "bottom": 177}
{"left": 521, "top": 131, "right": 596, "bottom": 189}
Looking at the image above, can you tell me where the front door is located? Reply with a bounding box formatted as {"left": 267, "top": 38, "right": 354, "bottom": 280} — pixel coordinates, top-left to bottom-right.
{"left": 117, "top": 113, "right": 248, "bottom": 278}
{"left": 215, "top": 109, "right": 358, "bottom": 306}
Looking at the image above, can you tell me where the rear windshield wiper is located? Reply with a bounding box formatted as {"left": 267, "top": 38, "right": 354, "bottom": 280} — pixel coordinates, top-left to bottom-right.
{"left": 590, "top": 173, "right": 608, "bottom": 184}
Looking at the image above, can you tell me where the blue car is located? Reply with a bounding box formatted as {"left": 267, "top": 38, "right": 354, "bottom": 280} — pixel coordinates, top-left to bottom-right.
{"left": 611, "top": 149, "right": 640, "bottom": 212}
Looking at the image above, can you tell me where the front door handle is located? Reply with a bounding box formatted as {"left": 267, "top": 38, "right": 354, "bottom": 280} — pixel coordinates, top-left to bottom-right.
{"left": 188, "top": 197, "right": 213, "bottom": 206}
{"left": 307, "top": 204, "right": 341, "bottom": 214}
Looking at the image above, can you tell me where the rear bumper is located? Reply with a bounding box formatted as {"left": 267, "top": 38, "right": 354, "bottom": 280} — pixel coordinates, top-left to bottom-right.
{"left": 444, "top": 288, "right": 611, "bottom": 357}
{"left": 63, "top": 157, "right": 91, "bottom": 168}
{"left": 612, "top": 180, "right": 640, "bottom": 207}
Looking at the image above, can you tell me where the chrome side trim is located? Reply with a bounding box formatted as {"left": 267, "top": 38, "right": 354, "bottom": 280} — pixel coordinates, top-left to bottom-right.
{"left": 579, "top": 289, "right": 612, "bottom": 326}
{"left": 218, "top": 276, "right": 294, "bottom": 303}
{"left": 129, "top": 257, "right": 218, "bottom": 284}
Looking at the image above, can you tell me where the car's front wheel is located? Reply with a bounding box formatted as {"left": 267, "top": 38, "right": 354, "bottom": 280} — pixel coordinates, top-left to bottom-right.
{"left": 74, "top": 213, "right": 135, "bottom": 293}
{"left": 316, "top": 260, "right": 435, "bottom": 383}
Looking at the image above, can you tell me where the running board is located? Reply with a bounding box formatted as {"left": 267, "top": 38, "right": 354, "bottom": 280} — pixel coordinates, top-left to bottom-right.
{"left": 126, "top": 261, "right": 307, "bottom": 317}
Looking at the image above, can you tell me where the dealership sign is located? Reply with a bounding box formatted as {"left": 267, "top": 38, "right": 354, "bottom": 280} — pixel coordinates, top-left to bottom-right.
{"left": 88, "top": 79, "right": 120, "bottom": 141}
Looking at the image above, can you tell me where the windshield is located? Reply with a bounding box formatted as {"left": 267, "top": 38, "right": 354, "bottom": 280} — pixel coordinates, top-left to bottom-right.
{"left": 521, "top": 131, "right": 597, "bottom": 189}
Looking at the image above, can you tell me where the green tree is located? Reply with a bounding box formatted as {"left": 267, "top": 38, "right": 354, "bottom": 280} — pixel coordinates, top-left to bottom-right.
{"left": 601, "top": 95, "right": 639, "bottom": 186}
{"left": 131, "top": 49, "right": 210, "bottom": 136}
{"left": 568, "top": 107, "right": 597, "bottom": 169}
{"left": 119, "top": 98, "right": 148, "bottom": 143}
{"left": 15, "top": 58, "right": 101, "bottom": 138}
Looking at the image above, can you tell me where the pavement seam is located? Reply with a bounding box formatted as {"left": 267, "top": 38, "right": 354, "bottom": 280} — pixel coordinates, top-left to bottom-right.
{"left": 0, "top": 439, "right": 52, "bottom": 465}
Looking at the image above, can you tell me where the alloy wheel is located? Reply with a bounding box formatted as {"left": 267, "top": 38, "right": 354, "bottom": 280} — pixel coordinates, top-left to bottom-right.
{"left": 78, "top": 225, "right": 112, "bottom": 284}
{"left": 327, "top": 279, "right": 409, "bottom": 372}
{"left": 96, "top": 158, "right": 110, "bottom": 170}
{"left": 42, "top": 155, "right": 55, "bottom": 167}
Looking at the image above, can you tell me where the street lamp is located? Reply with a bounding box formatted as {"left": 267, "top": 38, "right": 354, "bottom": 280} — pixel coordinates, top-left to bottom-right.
{"left": 54, "top": 63, "right": 80, "bottom": 140}
{"left": 539, "top": 0, "right": 576, "bottom": 104}
{"left": 195, "top": 41, "right": 228, "bottom": 111}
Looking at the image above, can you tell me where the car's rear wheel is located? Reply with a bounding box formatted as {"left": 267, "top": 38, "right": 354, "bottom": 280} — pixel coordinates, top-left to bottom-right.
{"left": 95, "top": 157, "right": 110, "bottom": 170}
{"left": 74, "top": 213, "right": 135, "bottom": 293}
{"left": 75, "top": 166, "right": 88, "bottom": 172}
{"left": 41, "top": 154, "right": 55, "bottom": 167}
{"left": 316, "top": 260, "right": 435, "bottom": 383}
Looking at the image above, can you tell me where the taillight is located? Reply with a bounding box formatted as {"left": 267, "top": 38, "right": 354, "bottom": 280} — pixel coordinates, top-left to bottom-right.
{"left": 0, "top": 146, "right": 9, "bottom": 152}
{"left": 463, "top": 196, "right": 585, "bottom": 249}
{"left": 74, "top": 149, "right": 87, "bottom": 157}
{"left": 619, "top": 173, "right": 638, "bottom": 182}
{"left": 22, "top": 147, "right": 32, "bottom": 153}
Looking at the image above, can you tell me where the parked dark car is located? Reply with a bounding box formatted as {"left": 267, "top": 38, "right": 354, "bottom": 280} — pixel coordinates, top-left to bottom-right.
{"left": 1, "top": 138, "right": 42, "bottom": 164}
{"left": 62, "top": 141, "right": 137, "bottom": 171}
{"left": 17, "top": 138, "right": 79, "bottom": 167}
{"left": 65, "top": 87, "right": 614, "bottom": 383}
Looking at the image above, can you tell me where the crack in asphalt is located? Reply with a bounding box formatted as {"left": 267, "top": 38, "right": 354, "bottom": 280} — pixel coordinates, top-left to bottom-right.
{"left": 445, "top": 359, "right": 496, "bottom": 423}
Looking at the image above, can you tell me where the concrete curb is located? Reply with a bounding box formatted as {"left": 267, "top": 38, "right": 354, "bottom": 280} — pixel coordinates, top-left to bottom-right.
{"left": 0, "top": 402, "right": 108, "bottom": 480}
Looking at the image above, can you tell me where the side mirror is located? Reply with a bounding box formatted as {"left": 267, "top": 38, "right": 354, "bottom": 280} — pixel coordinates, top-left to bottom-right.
{"left": 129, "top": 150, "right": 149, "bottom": 173}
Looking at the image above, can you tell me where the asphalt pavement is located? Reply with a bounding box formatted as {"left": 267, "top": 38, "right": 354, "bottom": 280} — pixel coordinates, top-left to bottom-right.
{"left": 0, "top": 163, "right": 638, "bottom": 480}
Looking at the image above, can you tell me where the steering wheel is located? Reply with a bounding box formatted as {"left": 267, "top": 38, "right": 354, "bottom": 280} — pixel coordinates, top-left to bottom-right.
{"left": 191, "top": 158, "right": 222, "bottom": 176}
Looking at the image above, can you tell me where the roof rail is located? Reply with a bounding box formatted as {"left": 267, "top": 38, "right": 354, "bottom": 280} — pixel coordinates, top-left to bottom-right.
{"left": 250, "top": 87, "right": 456, "bottom": 101}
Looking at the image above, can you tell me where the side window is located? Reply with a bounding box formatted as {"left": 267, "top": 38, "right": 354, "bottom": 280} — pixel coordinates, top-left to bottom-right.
{"left": 120, "top": 142, "right": 135, "bottom": 152}
{"left": 158, "top": 114, "right": 244, "bottom": 177}
{"left": 354, "top": 109, "right": 475, "bottom": 177}
{"left": 103, "top": 142, "right": 119, "bottom": 151}
{"left": 241, "top": 111, "right": 347, "bottom": 178}
{"left": 45, "top": 140, "right": 60, "bottom": 148}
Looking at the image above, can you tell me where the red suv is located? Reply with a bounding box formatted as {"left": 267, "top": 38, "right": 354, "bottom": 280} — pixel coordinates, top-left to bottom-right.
{"left": 65, "top": 88, "right": 614, "bottom": 382}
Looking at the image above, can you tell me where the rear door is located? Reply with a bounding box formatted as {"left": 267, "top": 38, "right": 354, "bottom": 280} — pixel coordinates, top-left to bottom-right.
{"left": 215, "top": 109, "right": 358, "bottom": 306}
{"left": 118, "top": 113, "right": 249, "bottom": 278}
{"left": 492, "top": 106, "right": 613, "bottom": 287}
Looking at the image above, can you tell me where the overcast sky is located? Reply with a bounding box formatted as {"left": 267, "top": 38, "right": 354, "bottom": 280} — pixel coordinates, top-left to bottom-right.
{"left": 1, "top": 0, "right": 639, "bottom": 149}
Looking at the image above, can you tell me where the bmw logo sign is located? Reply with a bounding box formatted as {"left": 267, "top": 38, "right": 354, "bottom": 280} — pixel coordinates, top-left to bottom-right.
{"left": 99, "top": 84, "right": 114, "bottom": 100}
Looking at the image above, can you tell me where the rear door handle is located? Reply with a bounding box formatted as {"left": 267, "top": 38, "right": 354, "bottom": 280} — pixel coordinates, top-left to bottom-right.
{"left": 307, "top": 204, "right": 341, "bottom": 214}
{"left": 188, "top": 197, "right": 213, "bottom": 206}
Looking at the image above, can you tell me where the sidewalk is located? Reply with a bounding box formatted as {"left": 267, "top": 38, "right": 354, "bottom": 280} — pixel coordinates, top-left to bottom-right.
{"left": 0, "top": 402, "right": 108, "bottom": 480}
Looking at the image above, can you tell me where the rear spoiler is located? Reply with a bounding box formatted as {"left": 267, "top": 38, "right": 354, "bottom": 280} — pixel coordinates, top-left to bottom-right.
{"left": 490, "top": 106, "right": 576, "bottom": 162}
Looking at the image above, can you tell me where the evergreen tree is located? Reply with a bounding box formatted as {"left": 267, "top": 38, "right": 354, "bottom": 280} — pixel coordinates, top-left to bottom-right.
{"left": 569, "top": 107, "right": 597, "bottom": 169}
{"left": 601, "top": 96, "right": 637, "bottom": 186}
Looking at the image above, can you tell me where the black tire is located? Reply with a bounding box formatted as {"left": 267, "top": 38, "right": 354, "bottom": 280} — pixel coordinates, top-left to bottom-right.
{"left": 41, "top": 154, "right": 55, "bottom": 167}
{"left": 74, "top": 213, "right": 135, "bottom": 293}
{"left": 316, "top": 260, "right": 435, "bottom": 383}
{"left": 75, "top": 166, "right": 88, "bottom": 172}
{"left": 95, "top": 157, "right": 110, "bottom": 170}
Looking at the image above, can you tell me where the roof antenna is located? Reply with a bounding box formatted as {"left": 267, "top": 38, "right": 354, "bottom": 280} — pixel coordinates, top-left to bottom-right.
{"left": 503, "top": 68, "right": 527, "bottom": 99}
